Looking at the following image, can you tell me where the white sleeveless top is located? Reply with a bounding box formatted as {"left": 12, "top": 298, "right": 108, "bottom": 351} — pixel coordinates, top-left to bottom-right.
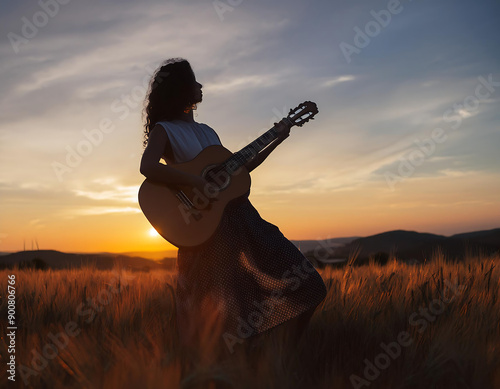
{"left": 157, "top": 120, "right": 222, "bottom": 164}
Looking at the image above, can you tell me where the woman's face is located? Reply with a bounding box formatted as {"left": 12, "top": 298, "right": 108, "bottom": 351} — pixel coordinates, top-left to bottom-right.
{"left": 193, "top": 80, "right": 203, "bottom": 102}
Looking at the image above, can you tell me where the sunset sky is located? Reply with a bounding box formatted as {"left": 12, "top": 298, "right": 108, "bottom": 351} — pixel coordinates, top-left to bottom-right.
{"left": 1, "top": 0, "right": 499, "bottom": 256}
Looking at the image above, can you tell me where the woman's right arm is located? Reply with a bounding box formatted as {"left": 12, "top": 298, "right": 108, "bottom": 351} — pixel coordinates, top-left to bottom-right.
{"left": 140, "top": 124, "right": 201, "bottom": 188}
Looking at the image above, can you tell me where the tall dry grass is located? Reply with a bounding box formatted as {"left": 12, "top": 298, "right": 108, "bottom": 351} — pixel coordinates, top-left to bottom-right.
{"left": 0, "top": 252, "right": 499, "bottom": 389}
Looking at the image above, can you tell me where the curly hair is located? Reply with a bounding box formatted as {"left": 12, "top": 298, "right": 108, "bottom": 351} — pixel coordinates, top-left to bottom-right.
{"left": 142, "top": 58, "right": 201, "bottom": 147}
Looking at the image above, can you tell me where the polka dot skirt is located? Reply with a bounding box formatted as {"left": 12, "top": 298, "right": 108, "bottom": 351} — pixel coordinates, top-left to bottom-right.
{"left": 175, "top": 194, "right": 327, "bottom": 351}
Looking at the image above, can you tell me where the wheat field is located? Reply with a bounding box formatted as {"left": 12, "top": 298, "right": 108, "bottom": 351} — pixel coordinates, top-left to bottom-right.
{"left": 0, "top": 252, "right": 499, "bottom": 389}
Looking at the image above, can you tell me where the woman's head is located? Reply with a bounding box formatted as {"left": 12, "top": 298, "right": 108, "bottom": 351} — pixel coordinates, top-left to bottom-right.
{"left": 142, "top": 58, "right": 203, "bottom": 147}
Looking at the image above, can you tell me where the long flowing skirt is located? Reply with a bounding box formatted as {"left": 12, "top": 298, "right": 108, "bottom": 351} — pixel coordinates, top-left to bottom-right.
{"left": 174, "top": 194, "right": 327, "bottom": 353}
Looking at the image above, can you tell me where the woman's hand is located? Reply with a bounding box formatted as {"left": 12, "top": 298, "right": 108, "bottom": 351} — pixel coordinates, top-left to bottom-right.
{"left": 275, "top": 119, "right": 291, "bottom": 142}
{"left": 245, "top": 120, "right": 291, "bottom": 173}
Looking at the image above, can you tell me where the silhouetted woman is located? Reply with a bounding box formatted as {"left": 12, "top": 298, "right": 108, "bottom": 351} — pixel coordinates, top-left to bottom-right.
{"left": 140, "top": 58, "right": 327, "bottom": 357}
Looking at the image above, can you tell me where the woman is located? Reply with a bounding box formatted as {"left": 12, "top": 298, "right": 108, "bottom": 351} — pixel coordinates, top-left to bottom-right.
{"left": 140, "top": 58, "right": 327, "bottom": 356}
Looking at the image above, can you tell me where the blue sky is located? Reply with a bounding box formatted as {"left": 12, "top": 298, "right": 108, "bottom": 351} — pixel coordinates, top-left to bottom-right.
{"left": 0, "top": 0, "right": 499, "bottom": 253}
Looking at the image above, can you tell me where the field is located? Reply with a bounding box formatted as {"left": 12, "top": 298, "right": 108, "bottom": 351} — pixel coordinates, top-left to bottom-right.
{"left": 0, "top": 252, "right": 499, "bottom": 389}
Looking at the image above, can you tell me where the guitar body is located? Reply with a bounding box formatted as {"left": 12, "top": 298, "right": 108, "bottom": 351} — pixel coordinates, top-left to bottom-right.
{"left": 138, "top": 144, "right": 251, "bottom": 248}
{"left": 138, "top": 101, "right": 318, "bottom": 249}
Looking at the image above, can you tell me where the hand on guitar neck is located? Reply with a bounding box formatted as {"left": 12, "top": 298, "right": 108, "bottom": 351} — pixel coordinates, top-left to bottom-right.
{"left": 244, "top": 119, "right": 291, "bottom": 173}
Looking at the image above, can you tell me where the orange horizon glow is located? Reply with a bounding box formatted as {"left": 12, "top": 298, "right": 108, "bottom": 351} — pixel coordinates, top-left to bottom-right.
{"left": 2, "top": 169, "right": 499, "bottom": 256}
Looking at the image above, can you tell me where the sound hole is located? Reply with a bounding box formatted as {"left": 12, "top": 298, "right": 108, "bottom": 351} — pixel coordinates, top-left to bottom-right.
{"left": 202, "top": 164, "right": 231, "bottom": 191}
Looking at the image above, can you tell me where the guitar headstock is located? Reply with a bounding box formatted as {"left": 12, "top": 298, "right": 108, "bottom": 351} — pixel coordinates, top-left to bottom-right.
{"left": 285, "top": 101, "right": 319, "bottom": 127}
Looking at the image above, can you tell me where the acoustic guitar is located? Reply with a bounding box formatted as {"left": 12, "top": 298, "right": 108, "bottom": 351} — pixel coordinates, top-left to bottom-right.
{"left": 138, "top": 101, "right": 319, "bottom": 248}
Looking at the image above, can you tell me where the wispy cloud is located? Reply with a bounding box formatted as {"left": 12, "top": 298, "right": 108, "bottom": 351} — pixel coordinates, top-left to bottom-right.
{"left": 72, "top": 183, "right": 139, "bottom": 204}
{"left": 321, "top": 75, "right": 356, "bottom": 88}
{"left": 70, "top": 207, "right": 141, "bottom": 216}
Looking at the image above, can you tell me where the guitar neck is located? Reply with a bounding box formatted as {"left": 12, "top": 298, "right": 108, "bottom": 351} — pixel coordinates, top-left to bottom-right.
{"left": 223, "top": 118, "right": 294, "bottom": 174}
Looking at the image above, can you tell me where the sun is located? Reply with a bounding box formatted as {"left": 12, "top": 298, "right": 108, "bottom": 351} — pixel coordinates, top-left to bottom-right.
{"left": 148, "top": 227, "right": 160, "bottom": 237}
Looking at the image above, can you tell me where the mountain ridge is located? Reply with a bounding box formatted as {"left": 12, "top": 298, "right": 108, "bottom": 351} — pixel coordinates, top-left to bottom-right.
{"left": 329, "top": 228, "right": 500, "bottom": 261}
{"left": 0, "top": 249, "right": 176, "bottom": 270}
{"left": 1, "top": 228, "right": 498, "bottom": 267}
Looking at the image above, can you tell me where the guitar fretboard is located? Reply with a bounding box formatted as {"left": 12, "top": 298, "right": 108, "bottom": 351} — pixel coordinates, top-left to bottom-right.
{"left": 222, "top": 115, "right": 295, "bottom": 175}
{"left": 228, "top": 126, "right": 279, "bottom": 170}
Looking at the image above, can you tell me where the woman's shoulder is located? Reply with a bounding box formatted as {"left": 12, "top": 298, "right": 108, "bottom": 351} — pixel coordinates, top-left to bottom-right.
{"left": 156, "top": 120, "right": 217, "bottom": 136}
{"left": 155, "top": 120, "right": 186, "bottom": 133}
{"left": 197, "top": 122, "right": 214, "bottom": 130}
{"left": 155, "top": 119, "right": 179, "bottom": 127}
{"left": 156, "top": 119, "right": 204, "bottom": 127}
{"left": 160, "top": 119, "right": 215, "bottom": 131}
{"left": 198, "top": 122, "right": 222, "bottom": 145}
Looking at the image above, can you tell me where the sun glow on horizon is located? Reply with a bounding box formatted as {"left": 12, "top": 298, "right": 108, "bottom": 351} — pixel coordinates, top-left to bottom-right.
{"left": 148, "top": 227, "right": 160, "bottom": 238}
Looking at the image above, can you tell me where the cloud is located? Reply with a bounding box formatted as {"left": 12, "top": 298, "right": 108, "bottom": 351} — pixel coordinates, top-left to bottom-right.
{"left": 69, "top": 206, "right": 141, "bottom": 216}
{"left": 205, "top": 73, "right": 285, "bottom": 94}
{"left": 321, "top": 75, "right": 356, "bottom": 88}
{"left": 72, "top": 181, "right": 139, "bottom": 203}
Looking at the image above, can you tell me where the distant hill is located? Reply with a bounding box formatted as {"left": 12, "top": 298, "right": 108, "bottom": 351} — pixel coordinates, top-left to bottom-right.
{"left": 451, "top": 229, "right": 500, "bottom": 246}
{"left": 332, "top": 228, "right": 500, "bottom": 261}
{"left": 104, "top": 250, "right": 178, "bottom": 261}
{"left": 0, "top": 250, "right": 176, "bottom": 270}
{"left": 291, "top": 237, "right": 359, "bottom": 253}
{"left": 1, "top": 229, "right": 497, "bottom": 269}
{"left": 0, "top": 239, "right": 358, "bottom": 265}
{"left": 342, "top": 230, "right": 446, "bottom": 256}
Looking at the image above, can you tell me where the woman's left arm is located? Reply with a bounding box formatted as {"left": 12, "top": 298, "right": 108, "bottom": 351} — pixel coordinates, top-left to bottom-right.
{"left": 244, "top": 120, "right": 290, "bottom": 173}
